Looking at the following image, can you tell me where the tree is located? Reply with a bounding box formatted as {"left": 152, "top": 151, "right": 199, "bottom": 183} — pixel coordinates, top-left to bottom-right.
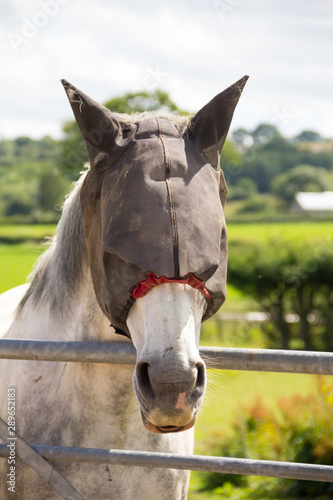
{"left": 0, "top": 140, "right": 14, "bottom": 158}
{"left": 220, "top": 140, "right": 243, "bottom": 183}
{"left": 13, "top": 136, "right": 35, "bottom": 157}
{"left": 228, "top": 240, "right": 292, "bottom": 349}
{"left": 0, "top": 157, "right": 68, "bottom": 221}
{"left": 2, "top": 181, "right": 37, "bottom": 216}
{"left": 271, "top": 164, "right": 327, "bottom": 203}
{"left": 241, "top": 152, "right": 281, "bottom": 192}
{"left": 232, "top": 128, "right": 253, "bottom": 148}
{"left": 58, "top": 89, "right": 186, "bottom": 178}
{"left": 237, "top": 124, "right": 298, "bottom": 192}
{"left": 104, "top": 89, "right": 185, "bottom": 114}
{"left": 227, "top": 239, "right": 333, "bottom": 350}
{"left": 251, "top": 123, "right": 279, "bottom": 146}
{"left": 37, "top": 136, "right": 60, "bottom": 160}
{"left": 295, "top": 130, "right": 322, "bottom": 143}
{"left": 38, "top": 165, "right": 70, "bottom": 212}
{"left": 227, "top": 178, "right": 258, "bottom": 201}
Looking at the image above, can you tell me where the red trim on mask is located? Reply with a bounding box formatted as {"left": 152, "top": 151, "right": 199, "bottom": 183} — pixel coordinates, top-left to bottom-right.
{"left": 131, "top": 273, "right": 211, "bottom": 300}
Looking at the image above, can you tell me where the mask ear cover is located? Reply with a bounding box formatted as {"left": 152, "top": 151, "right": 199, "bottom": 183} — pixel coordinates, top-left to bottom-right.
{"left": 61, "top": 79, "right": 136, "bottom": 173}
{"left": 188, "top": 75, "right": 249, "bottom": 169}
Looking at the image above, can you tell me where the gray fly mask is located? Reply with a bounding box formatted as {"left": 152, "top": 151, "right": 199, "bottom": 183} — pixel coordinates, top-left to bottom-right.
{"left": 62, "top": 76, "right": 248, "bottom": 337}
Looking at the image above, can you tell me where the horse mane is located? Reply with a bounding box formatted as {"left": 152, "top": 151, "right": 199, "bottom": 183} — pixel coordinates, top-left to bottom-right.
{"left": 19, "top": 111, "right": 192, "bottom": 314}
{"left": 115, "top": 111, "right": 191, "bottom": 133}
{"left": 19, "top": 172, "right": 88, "bottom": 313}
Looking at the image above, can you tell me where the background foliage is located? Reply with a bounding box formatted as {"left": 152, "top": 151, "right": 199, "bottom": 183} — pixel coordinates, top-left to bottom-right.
{"left": 198, "top": 376, "right": 333, "bottom": 499}
{"left": 228, "top": 237, "right": 333, "bottom": 351}
{"left": 1, "top": 88, "right": 333, "bottom": 223}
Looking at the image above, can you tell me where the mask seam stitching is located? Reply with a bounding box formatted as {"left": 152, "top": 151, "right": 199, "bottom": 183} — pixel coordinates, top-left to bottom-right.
{"left": 156, "top": 118, "right": 180, "bottom": 278}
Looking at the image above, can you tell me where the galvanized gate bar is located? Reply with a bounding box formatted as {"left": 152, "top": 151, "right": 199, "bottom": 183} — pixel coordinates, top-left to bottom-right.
{"left": 0, "top": 444, "right": 332, "bottom": 483}
{"left": 0, "top": 339, "right": 333, "bottom": 375}
{"left": 0, "top": 339, "right": 137, "bottom": 364}
{"left": 0, "top": 418, "right": 84, "bottom": 500}
{"left": 200, "top": 346, "right": 333, "bottom": 374}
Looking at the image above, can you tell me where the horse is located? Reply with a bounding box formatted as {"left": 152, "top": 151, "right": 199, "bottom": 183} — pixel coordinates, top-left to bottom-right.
{"left": 0, "top": 75, "right": 248, "bottom": 499}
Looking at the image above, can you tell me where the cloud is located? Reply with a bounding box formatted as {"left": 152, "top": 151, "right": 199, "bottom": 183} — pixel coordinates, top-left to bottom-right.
{"left": 0, "top": 0, "right": 332, "bottom": 138}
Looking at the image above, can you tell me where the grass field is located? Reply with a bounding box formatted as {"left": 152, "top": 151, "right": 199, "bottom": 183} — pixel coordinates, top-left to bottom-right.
{"left": 227, "top": 220, "right": 333, "bottom": 243}
{"left": 0, "top": 243, "right": 46, "bottom": 293}
{"left": 0, "top": 224, "right": 56, "bottom": 243}
{"left": 0, "top": 224, "right": 55, "bottom": 293}
{"left": 1, "top": 221, "right": 332, "bottom": 245}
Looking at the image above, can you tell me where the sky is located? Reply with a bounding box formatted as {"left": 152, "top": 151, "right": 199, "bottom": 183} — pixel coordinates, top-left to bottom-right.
{"left": 1, "top": 0, "right": 333, "bottom": 140}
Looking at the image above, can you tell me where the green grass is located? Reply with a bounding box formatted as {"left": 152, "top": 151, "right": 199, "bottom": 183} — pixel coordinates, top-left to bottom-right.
{"left": 0, "top": 243, "right": 46, "bottom": 293}
{"left": 0, "top": 225, "right": 55, "bottom": 293}
{"left": 0, "top": 224, "right": 56, "bottom": 243}
{"left": 227, "top": 221, "right": 333, "bottom": 243}
{"left": 1, "top": 220, "right": 331, "bottom": 244}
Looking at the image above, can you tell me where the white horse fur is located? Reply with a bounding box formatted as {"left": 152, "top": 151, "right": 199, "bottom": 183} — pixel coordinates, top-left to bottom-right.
{"left": 0, "top": 171, "right": 206, "bottom": 500}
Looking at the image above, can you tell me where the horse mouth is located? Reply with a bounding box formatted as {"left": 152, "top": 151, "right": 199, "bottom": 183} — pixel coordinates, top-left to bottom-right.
{"left": 141, "top": 412, "right": 195, "bottom": 434}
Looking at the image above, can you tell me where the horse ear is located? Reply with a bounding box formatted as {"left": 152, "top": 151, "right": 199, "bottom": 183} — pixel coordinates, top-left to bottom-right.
{"left": 61, "top": 79, "right": 135, "bottom": 172}
{"left": 188, "top": 75, "right": 249, "bottom": 169}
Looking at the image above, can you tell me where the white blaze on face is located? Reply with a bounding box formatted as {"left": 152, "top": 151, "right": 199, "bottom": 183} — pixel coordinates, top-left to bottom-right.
{"left": 127, "top": 283, "right": 206, "bottom": 365}
{"left": 127, "top": 283, "right": 207, "bottom": 432}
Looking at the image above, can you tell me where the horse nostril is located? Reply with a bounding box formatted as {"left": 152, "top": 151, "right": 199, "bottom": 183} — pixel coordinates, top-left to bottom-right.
{"left": 194, "top": 362, "right": 206, "bottom": 393}
{"left": 136, "top": 362, "right": 155, "bottom": 400}
{"left": 136, "top": 359, "right": 206, "bottom": 405}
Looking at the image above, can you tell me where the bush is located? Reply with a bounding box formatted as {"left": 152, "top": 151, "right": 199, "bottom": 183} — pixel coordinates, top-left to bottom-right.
{"left": 272, "top": 164, "right": 327, "bottom": 203}
{"left": 228, "top": 178, "right": 258, "bottom": 201}
{"left": 237, "top": 196, "right": 267, "bottom": 213}
{"left": 199, "top": 376, "right": 333, "bottom": 499}
{"left": 227, "top": 238, "right": 333, "bottom": 350}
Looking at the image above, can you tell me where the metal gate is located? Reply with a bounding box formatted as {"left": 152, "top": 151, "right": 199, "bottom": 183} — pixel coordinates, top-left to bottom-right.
{"left": 1, "top": 339, "right": 333, "bottom": 498}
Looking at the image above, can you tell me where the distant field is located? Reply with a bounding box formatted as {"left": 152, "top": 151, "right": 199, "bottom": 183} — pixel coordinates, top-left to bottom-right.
{"left": 0, "top": 225, "right": 54, "bottom": 293}
{"left": 0, "top": 224, "right": 56, "bottom": 243}
{"left": 0, "top": 243, "right": 45, "bottom": 293}
{"left": 1, "top": 221, "right": 331, "bottom": 245}
{"left": 227, "top": 220, "right": 333, "bottom": 242}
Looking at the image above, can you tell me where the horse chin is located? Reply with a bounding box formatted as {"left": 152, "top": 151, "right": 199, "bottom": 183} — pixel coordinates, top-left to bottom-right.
{"left": 140, "top": 411, "right": 195, "bottom": 434}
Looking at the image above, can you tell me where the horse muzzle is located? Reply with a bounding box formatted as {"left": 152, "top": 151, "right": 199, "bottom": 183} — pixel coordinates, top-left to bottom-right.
{"left": 140, "top": 411, "right": 196, "bottom": 434}
{"left": 134, "top": 359, "right": 206, "bottom": 434}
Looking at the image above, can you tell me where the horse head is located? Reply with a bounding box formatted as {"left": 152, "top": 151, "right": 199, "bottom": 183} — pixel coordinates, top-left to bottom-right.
{"left": 62, "top": 76, "right": 248, "bottom": 433}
